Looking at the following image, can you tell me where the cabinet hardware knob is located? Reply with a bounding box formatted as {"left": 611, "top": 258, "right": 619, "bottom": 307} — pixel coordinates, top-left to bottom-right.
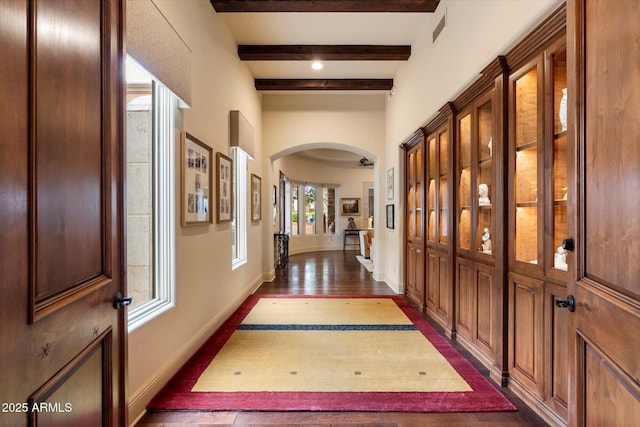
{"left": 562, "top": 238, "right": 575, "bottom": 252}
{"left": 113, "top": 292, "right": 133, "bottom": 309}
{"left": 555, "top": 295, "right": 575, "bottom": 312}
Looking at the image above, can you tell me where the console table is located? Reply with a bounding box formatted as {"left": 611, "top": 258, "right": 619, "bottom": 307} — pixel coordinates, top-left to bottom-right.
{"left": 343, "top": 229, "right": 361, "bottom": 251}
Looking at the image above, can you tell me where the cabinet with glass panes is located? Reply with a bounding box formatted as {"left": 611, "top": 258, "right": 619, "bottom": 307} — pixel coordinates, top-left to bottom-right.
{"left": 507, "top": 27, "right": 570, "bottom": 425}
{"left": 510, "top": 39, "right": 569, "bottom": 279}
{"left": 424, "top": 106, "right": 455, "bottom": 338}
{"left": 453, "top": 55, "right": 508, "bottom": 385}
{"left": 457, "top": 92, "right": 496, "bottom": 261}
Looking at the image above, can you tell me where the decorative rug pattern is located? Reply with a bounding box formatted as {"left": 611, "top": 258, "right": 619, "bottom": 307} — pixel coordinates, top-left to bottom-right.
{"left": 149, "top": 295, "right": 516, "bottom": 412}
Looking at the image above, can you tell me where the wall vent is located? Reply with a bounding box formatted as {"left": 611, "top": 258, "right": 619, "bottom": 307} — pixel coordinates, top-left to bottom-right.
{"left": 432, "top": 11, "right": 446, "bottom": 44}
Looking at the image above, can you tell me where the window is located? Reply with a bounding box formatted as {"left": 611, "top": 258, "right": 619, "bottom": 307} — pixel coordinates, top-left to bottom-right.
{"left": 284, "top": 181, "right": 337, "bottom": 235}
{"left": 126, "top": 57, "right": 176, "bottom": 330}
{"left": 232, "top": 147, "right": 249, "bottom": 268}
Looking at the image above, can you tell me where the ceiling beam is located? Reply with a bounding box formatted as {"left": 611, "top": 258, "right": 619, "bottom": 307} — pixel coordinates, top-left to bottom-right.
{"left": 238, "top": 45, "right": 411, "bottom": 61}
{"left": 211, "top": 1, "right": 439, "bottom": 13}
{"left": 254, "top": 79, "right": 394, "bottom": 91}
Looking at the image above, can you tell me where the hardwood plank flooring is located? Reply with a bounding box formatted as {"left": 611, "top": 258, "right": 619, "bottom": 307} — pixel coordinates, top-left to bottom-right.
{"left": 135, "top": 250, "right": 548, "bottom": 426}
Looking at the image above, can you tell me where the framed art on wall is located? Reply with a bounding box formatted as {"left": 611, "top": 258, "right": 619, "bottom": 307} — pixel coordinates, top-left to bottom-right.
{"left": 181, "top": 132, "right": 213, "bottom": 226}
{"left": 251, "top": 173, "right": 261, "bottom": 221}
{"left": 387, "top": 167, "right": 394, "bottom": 200}
{"left": 216, "top": 152, "right": 233, "bottom": 223}
{"left": 341, "top": 198, "right": 360, "bottom": 215}
{"left": 386, "top": 204, "right": 395, "bottom": 229}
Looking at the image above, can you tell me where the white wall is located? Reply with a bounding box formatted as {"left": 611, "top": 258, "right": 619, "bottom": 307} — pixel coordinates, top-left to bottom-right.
{"left": 383, "top": 0, "right": 560, "bottom": 292}
{"left": 127, "top": 0, "right": 263, "bottom": 422}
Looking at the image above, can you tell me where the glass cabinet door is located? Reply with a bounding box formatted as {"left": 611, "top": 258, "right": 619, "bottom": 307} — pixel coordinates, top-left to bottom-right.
{"left": 415, "top": 145, "right": 424, "bottom": 241}
{"left": 477, "top": 99, "right": 494, "bottom": 256}
{"left": 438, "top": 130, "right": 449, "bottom": 245}
{"left": 427, "top": 136, "right": 437, "bottom": 242}
{"left": 458, "top": 113, "right": 472, "bottom": 251}
{"left": 514, "top": 65, "right": 540, "bottom": 265}
{"left": 551, "top": 47, "right": 568, "bottom": 272}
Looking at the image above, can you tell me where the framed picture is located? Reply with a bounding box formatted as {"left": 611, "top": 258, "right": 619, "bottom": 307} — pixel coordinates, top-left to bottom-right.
{"left": 386, "top": 204, "right": 395, "bottom": 229}
{"left": 216, "top": 152, "right": 233, "bottom": 223}
{"left": 251, "top": 173, "right": 262, "bottom": 221}
{"left": 386, "top": 167, "right": 394, "bottom": 200}
{"left": 181, "top": 132, "right": 213, "bottom": 226}
{"left": 341, "top": 198, "right": 360, "bottom": 216}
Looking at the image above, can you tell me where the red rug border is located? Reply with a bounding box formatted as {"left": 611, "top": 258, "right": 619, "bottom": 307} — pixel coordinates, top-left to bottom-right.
{"left": 148, "top": 294, "right": 516, "bottom": 412}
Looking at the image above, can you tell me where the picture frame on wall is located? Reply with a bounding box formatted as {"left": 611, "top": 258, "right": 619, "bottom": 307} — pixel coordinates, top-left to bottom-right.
{"left": 387, "top": 167, "right": 394, "bottom": 200}
{"left": 251, "top": 173, "right": 262, "bottom": 222}
{"left": 181, "top": 132, "right": 213, "bottom": 226}
{"left": 386, "top": 204, "right": 395, "bottom": 229}
{"left": 341, "top": 198, "right": 360, "bottom": 216}
{"left": 216, "top": 152, "right": 233, "bottom": 223}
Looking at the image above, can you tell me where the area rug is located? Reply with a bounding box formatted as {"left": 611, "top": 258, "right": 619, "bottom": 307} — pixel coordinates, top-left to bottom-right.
{"left": 148, "top": 295, "right": 515, "bottom": 412}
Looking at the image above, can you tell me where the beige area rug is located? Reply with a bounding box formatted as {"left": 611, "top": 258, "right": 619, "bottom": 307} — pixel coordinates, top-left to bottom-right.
{"left": 192, "top": 298, "right": 471, "bottom": 392}
{"left": 148, "top": 295, "right": 516, "bottom": 412}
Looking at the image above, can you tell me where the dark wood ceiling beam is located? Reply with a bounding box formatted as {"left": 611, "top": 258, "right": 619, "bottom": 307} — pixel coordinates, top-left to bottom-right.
{"left": 255, "top": 79, "right": 394, "bottom": 91}
{"left": 238, "top": 45, "right": 411, "bottom": 61}
{"left": 211, "top": 1, "right": 439, "bottom": 13}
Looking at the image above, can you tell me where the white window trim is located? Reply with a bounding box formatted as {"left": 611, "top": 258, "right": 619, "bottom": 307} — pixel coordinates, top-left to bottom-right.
{"left": 128, "top": 80, "right": 177, "bottom": 332}
{"left": 232, "top": 147, "right": 249, "bottom": 269}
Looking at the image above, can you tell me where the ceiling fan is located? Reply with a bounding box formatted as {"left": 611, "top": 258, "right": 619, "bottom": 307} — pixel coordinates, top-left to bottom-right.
{"left": 359, "top": 157, "right": 374, "bottom": 168}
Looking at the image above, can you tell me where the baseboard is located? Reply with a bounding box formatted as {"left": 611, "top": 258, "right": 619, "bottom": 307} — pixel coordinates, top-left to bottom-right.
{"left": 508, "top": 377, "right": 567, "bottom": 427}
{"left": 127, "top": 282, "right": 257, "bottom": 425}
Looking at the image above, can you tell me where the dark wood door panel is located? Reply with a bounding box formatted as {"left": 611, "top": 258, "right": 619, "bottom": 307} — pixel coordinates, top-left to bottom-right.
{"left": 29, "top": 331, "right": 112, "bottom": 427}
{"left": 33, "top": 0, "right": 106, "bottom": 308}
{"left": 583, "top": 0, "right": 640, "bottom": 299}
{"left": 455, "top": 258, "right": 474, "bottom": 340}
{"left": 475, "top": 263, "right": 496, "bottom": 359}
{"left": 0, "top": 0, "right": 125, "bottom": 426}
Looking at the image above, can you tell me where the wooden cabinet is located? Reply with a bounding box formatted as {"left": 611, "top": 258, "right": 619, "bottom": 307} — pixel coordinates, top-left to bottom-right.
{"left": 453, "top": 56, "right": 509, "bottom": 385}
{"left": 506, "top": 6, "right": 569, "bottom": 425}
{"left": 424, "top": 106, "right": 455, "bottom": 337}
{"left": 403, "top": 131, "right": 426, "bottom": 310}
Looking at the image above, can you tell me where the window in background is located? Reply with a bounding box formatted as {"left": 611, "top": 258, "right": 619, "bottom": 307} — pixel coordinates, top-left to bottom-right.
{"left": 232, "top": 147, "right": 249, "bottom": 268}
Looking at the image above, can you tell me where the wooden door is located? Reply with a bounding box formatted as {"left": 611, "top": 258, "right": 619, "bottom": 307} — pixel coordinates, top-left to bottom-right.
{"left": 567, "top": 0, "right": 640, "bottom": 425}
{"left": 0, "top": 1, "right": 126, "bottom": 426}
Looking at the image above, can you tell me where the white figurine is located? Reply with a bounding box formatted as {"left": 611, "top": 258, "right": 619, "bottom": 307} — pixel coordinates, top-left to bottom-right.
{"left": 488, "top": 137, "right": 493, "bottom": 157}
{"left": 479, "top": 183, "right": 491, "bottom": 206}
{"left": 481, "top": 228, "right": 492, "bottom": 253}
{"left": 554, "top": 246, "right": 568, "bottom": 271}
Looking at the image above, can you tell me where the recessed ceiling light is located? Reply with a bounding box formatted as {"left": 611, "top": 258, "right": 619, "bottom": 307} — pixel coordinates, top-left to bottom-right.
{"left": 311, "top": 61, "right": 323, "bottom": 70}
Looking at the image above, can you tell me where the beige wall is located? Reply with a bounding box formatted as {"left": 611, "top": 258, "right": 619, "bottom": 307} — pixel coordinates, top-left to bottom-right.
{"left": 127, "top": 0, "right": 263, "bottom": 422}
{"left": 383, "top": 0, "right": 559, "bottom": 291}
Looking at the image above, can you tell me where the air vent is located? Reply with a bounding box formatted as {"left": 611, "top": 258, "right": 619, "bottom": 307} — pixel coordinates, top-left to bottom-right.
{"left": 432, "top": 11, "right": 446, "bottom": 44}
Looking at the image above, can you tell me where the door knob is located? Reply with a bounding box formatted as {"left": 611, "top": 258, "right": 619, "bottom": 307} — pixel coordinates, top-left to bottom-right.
{"left": 113, "top": 292, "right": 133, "bottom": 309}
{"left": 555, "top": 295, "right": 575, "bottom": 312}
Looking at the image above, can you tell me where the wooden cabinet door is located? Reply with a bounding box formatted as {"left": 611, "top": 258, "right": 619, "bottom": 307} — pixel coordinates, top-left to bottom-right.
{"left": 568, "top": 0, "right": 640, "bottom": 425}
{"left": 0, "top": 1, "right": 126, "bottom": 426}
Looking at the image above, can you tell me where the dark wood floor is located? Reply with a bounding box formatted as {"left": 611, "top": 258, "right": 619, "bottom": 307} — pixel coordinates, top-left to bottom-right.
{"left": 136, "top": 250, "right": 548, "bottom": 427}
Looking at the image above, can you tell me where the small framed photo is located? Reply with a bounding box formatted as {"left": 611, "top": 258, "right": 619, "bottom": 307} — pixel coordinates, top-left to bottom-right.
{"left": 387, "top": 167, "right": 394, "bottom": 200}
{"left": 251, "top": 173, "right": 262, "bottom": 222}
{"left": 216, "top": 152, "right": 233, "bottom": 223}
{"left": 181, "top": 132, "right": 212, "bottom": 226}
{"left": 341, "top": 198, "right": 360, "bottom": 216}
{"left": 386, "top": 204, "right": 395, "bottom": 229}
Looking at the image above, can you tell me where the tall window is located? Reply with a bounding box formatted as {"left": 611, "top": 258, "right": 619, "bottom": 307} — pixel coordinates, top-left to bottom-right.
{"left": 126, "top": 57, "right": 176, "bottom": 330}
{"left": 232, "top": 147, "right": 249, "bottom": 268}
{"left": 284, "top": 181, "right": 336, "bottom": 235}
